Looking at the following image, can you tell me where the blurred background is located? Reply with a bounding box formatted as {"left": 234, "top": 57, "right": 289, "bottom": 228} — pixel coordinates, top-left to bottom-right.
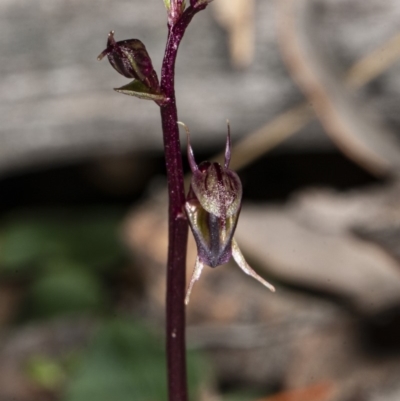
{"left": 2, "top": 0, "right": 400, "bottom": 400}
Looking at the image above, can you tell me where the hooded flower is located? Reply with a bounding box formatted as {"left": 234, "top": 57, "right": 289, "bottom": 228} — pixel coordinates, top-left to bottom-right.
{"left": 181, "top": 121, "right": 275, "bottom": 304}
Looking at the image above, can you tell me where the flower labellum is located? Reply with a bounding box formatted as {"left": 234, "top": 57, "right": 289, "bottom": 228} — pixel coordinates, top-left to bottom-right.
{"left": 180, "top": 121, "right": 275, "bottom": 304}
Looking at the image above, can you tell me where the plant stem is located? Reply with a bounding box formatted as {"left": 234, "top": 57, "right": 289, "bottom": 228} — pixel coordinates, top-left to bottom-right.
{"left": 159, "top": 5, "right": 207, "bottom": 401}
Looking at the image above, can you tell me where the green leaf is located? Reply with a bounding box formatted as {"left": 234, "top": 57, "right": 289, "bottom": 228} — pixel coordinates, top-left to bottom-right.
{"left": 114, "top": 80, "right": 166, "bottom": 102}
{"left": 26, "top": 355, "right": 66, "bottom": 390}
{"left": 64, "top": 319, "right": 208, "bottom": 401}
{"left": 0, "top": 221, "right": 51, "bottom": 272}
{"left": 0, "top": 209, "right": 125, "bottom": 275}
{"left": 29, "top": 267, "right": 105, "bottom": 318}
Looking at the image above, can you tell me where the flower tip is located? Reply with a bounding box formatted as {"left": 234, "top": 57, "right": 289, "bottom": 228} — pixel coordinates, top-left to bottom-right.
{"left": 107, "top": 30, "right": 116, "bottom": 45}
{"left": 178, "top": 121, "right": 199, "bottom": 173}
{"left": 184, "top": 294, "right": 190, "bottom": 306}
{"left": 184, "top": 286, "right": 193, "bottom": 305}
{"left": 231, "top": 238, "right": 275, "bottom": 294}
{"left": 97, "top": 31, "right": 116, "bottom": 61}
{"left": 185, "top": 257, "right": 204, "bottom": 305}
{"left": 225, "top": 119, "right": 232, "bottom": 168}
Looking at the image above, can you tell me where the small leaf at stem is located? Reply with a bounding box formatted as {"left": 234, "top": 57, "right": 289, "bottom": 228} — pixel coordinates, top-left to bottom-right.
{"left": 114, "top": 80, "right": 166, "bottom": 103}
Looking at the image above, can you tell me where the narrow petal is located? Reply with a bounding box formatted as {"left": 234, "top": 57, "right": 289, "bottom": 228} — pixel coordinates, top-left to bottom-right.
{"left": 225, "top": 119, "right": 231, "bottom": 169}
{"left": 231, "top": 238, "right": 275, "bottom": 292}
{"left": 185, "top": 256, "right": 205, "bottom": 305}
{"left": 178, "top": 121, "right": 198, "bottom": 173}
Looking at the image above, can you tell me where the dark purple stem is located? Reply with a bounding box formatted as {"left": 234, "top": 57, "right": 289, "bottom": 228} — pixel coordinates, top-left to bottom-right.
{"left": 159, "top": 5, "right": 207, "bottom": 401}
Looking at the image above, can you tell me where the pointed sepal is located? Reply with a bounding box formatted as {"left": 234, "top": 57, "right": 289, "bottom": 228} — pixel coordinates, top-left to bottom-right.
{"left": 231, "top": 238, "right": 275, "bottom": 292}
{"left": 185, "top": 256, "right": 204, "bottom": 305}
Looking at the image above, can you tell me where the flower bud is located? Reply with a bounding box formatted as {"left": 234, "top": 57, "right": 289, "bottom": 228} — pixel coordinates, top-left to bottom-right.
{"left": 181, "top": 122, "right": 275, "bottom": 304}
{"left": 98, "top": 31, "right": 160, "bottom": 93}
{"left": 164, "top": 0, "right": 186, "bottom": 26}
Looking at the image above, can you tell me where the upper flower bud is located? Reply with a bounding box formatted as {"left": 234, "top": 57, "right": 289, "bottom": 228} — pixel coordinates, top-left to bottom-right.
{"left": 181, "top": 122, "right": 275, "bottom": 304}
{"left": 98, "top": 31, "right": 160, "bottom": 93}
{"left": 163, "top": 0, "right": 186, "bottom": 26}
{"left": 98, "top": 31, "right": 166, "bottom": 103}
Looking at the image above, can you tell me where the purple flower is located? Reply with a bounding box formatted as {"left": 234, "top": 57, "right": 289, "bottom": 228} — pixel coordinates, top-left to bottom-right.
{"left": 181, "top": 121, "right": 275, "bottom": 304}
